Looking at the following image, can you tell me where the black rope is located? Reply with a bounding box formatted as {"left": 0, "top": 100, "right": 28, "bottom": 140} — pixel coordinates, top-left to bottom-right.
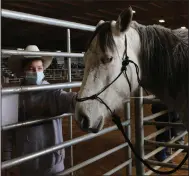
{"left": 112, "top": 114, "right": 188, "bottom": 175}
{"left": 76, "top": 71, "right": 123, "bottom": 102}
{"left": 96, "top": 97, "right": 113, "bottom": 114}
{"left": 122, "top": 56, "right": 149, "bottom": 95}
{"left": 125, "top": 71, "right": 132, "bottom": 92}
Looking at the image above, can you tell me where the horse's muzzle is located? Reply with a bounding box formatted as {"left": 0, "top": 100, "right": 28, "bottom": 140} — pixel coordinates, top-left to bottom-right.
{"left": 78, "top": 111, "right": 103, "bottom": 133}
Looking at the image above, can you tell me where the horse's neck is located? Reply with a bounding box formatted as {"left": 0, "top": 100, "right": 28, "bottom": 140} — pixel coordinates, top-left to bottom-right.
{"left": 144, "top": 81, "right": 187, "bottom": 123}
{"left": 144, "top": 82, "right": 188, "bottom": 130}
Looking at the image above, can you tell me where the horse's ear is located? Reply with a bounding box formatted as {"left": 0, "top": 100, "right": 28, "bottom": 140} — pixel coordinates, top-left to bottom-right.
{"left": 116, "top": 6, "right": 133, "bottom": 33}
{"left": 96, "top": 20, "right": 105, "bottom": 28}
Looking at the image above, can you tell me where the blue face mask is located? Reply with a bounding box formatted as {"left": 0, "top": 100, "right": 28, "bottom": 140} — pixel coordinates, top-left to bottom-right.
{"left": 25, "top": 71, "right": 45, "bottom": 85}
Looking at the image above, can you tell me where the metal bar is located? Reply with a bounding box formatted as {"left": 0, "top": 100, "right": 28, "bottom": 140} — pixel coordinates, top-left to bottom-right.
{"left": 146, "top": 159, "right": 189, "bottom": 171}
{"left": 143, "top": 98, "right": 161, "bottom": 104}
{"left": 124, "top": 102, "right": 132, "bottom": 176}
{"left": 145, "top": 147, "right": 188, "bottom": 175}
{"left": 67, "top": 28, "right": 74, "bottom": 175}
{"left": 144, "top": 127, "right": 171, "bottom": 140}
{"left": 0, "top": 35, "right": 1, "bottom": 172}
{"left": 67, "top": 29, "right": 72, "bottom": 83}
{"left": 2, "top": 113, "right": 73, "bottom": 131}
{"left": 103, "top": 159, "right": 132, "bottom": 176}
{"left": 143, "top": 110, "right": 168, "bottom": 121}
{"left": 145, "top": 139, "right": 188, "bottom": 150}
{"left": 134, "top": 87, "right": 145, "bottom": 175}
{"left": 2, "top": 49, "right": 84, "bottom": 58}
{"left": 168, "top": 111, "right": 173, "bottom": 155}
{"left": 1, "top": 49, "right": 84, "bottom": 59}
{"left": 144, "top": 131, "right": 188, "bottom": 160}
{"left": 142, "top": 95, "right": 156, "bottom": 99}
{"left": 2, "top": 9, "right": 95, "bottom": 31}
{"left": 144, "top": 121, "right": 185, "bottom": 127}
{"left": 2, "top": 82, "right": 81, "bottom": 95}
{"left": 56, "top": 143, "right": 128, "bottom": 176}
{"left": 2, "top": 120, "right": 130, "bottom": 170}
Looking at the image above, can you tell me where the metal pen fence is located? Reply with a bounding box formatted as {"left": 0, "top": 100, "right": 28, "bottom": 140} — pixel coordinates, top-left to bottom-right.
{"left": 1, "top": 9, "right": 132, "bottom": 176}
{"left": 135, "top": 87, "right": 188, "bottom": 175}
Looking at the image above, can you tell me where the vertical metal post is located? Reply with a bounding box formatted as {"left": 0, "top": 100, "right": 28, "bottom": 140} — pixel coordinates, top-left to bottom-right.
{"left": 0, "top": 27, "right": 2, "bottom": 175}
{"left": 134, "top": 87, "right": 145, "bottom": 175}
{"left": 124, "top": 101, "right": 132, "bottom": 175}
{"left": 67, "top": 28, "right": 74, "bottom": 175}
{"left": 168, "top": 113, "right": 172, "bottom": 155}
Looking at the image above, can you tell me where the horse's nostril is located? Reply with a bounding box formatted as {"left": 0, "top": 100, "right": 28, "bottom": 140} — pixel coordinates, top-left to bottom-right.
{"left": 80, "top": 113, "right": 90, "bottom": 130}
{"left": 89, "top": 128, "right": 99, "bottom": 133}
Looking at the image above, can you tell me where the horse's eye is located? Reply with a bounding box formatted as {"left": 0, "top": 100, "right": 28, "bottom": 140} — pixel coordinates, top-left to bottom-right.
{"left": 108, "top": 57, "right": 113, "bottom": 62}
{"left": 101, "top": 56, "right": 113, "bottom": 64}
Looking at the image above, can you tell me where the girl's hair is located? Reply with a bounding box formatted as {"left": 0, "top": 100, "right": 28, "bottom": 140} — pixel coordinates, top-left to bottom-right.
{"left": 22, "top": 58, "right": 44, "bottom": 68}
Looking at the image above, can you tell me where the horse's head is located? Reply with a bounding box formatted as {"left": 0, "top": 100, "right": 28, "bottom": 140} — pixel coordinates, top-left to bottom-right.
{"left": 75, "top": 7, "right": 141, "bottom": 133}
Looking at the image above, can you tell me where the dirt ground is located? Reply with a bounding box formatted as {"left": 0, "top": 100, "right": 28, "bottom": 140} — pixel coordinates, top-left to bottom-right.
{"left": 2, "top": 86, "right": 188, "bottom": 176}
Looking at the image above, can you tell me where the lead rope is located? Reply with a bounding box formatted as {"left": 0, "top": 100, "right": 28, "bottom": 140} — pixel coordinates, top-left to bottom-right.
{"left": 112, "top": 113, "right": 188, "bottom": 175}
{"left": 76, "top": 36, "right": 188, "bottom": 175}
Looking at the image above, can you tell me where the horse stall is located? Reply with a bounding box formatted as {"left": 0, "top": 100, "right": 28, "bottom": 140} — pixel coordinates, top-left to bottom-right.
{"left": 1, "top": 2, "right": 188, "bottom": 176}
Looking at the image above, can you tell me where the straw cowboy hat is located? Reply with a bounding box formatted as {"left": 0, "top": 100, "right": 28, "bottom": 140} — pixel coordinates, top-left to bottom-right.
{"left": 8, "top": 45, "right": 53, "bottom": 76}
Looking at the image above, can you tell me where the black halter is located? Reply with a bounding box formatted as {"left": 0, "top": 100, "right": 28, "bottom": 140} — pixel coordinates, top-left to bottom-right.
{"left": 76, "top": 36, "right": 143, "bottom": 109}
{"left": 76, "top": 35, "right": 188, "bottom": 175}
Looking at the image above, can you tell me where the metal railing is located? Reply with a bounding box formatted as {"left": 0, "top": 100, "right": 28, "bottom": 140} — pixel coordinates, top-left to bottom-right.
{"left": 2, "top": 9, "right": 95, "bottom": 31}
{"left": 2, "top": 82, "right": 81, "bottom": 95}
{"left": 2, "top": 120, "right": 130, "bottom": 170}
{"left": 58, "top": 143, "right": 130, "bottom": 176}
{"left": 2, "top": 49, "right": 85, "bottom": 58}
{"left": 2, "top": 113, "right": 73, "bottom": 131}
{"left": 135, "top": 87, "right": 188, "bottom": 175}
{"left": 1, "top": 9, "right": 132, "bottom": 176}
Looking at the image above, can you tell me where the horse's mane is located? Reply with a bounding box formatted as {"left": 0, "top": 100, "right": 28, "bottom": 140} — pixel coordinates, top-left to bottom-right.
{"left": 132, "top": 21, "right": 188, "bottom": 98}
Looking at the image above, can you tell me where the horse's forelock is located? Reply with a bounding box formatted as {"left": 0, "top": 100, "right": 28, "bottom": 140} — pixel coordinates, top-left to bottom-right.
{"left": 86, "top": 21, "right": 115, "bottom": 53}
